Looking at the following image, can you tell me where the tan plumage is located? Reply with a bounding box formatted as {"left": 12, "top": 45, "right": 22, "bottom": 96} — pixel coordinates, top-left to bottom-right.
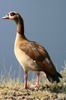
{"left": 2, "top": 11, "right": 62, "bottom": 89}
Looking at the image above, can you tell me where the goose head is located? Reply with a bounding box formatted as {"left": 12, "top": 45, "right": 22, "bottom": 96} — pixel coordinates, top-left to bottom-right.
{"left": 2, "top": 11, "right": 22, "bottom": 24}
{"left": 2, "top": 11, "right": 25, "bottom": 36}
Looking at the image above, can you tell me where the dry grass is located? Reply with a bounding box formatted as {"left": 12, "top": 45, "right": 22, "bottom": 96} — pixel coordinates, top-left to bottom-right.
{"left": 0, "top": 61, "right": 66, "bottom": 99}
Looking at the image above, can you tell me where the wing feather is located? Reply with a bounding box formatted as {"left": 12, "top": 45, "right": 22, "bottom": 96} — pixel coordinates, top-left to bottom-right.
{"left": 19, "top": 41, "right": 56, "bottom": 74}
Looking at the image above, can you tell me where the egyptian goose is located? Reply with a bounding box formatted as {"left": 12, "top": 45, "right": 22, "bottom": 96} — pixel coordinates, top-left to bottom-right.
{"left": 2, "top": 11, "right": 62, "bottom": 89}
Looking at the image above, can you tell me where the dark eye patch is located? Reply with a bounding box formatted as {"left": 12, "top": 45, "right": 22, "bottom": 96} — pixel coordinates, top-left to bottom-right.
{"left": 10, "top": 12, "right": 16, "bottom": 16}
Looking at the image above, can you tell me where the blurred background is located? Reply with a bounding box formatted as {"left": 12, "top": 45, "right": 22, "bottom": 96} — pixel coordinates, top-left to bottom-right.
{"left": 0, "top": 0, "right": 66, "bottom": 81}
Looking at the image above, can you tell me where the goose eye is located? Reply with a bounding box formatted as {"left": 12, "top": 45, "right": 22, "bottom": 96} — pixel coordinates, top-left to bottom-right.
{"left": 10, "top": 12, "right": 15, "bottom": 16}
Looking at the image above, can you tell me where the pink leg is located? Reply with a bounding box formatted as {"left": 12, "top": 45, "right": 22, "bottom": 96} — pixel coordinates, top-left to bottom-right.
{"left": 35, "top": 72, "right": 40, "bottom": 87}
{"left": 28, "top": 72, "right": 40, "bottom": 88}
{"left": 24, "top": 71, "right": 28, "bottom": 89}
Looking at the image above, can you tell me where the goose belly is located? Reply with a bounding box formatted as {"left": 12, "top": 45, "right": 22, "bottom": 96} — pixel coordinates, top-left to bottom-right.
{"left": 14, "top": 47, "right": 39, "bottom": 72}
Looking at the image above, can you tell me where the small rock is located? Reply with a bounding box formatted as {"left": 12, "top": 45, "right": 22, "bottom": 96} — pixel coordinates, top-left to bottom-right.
{"left": 13, "top": 91, "right": 30, "bottom": 97}
{"left": 11, "top": 96, "right": 16, "bottom": 100}
{"left": 4, "top": 96, "right": 16, "bottom": 100}
{"left": 17, "top": 96, "right": 25, "bottom": 100}
{"left": 1, "top": 91, "right": 7, "bottom": 95}
{"left": 23, "top": 97, "right": 35, "bottom": 100}
{"left": 35, "top": 97, "right": 40, "bottom": 100}
{"left": 13, "top": 92, "right": 23, "bottom": 96}
{"left": 41, "top": 96, "right": 49, "bottom": 100}
{"left": 22, "top": 92, "right": 30, "bottom": 96}
{"left": 50, "top": 94, "right": 58, "bottom": 99}
{"left": 54, "top": 98, "right": 63, "bottom": 100}
{"left": 13, "top": 87, "right": 20, "bottom": 91}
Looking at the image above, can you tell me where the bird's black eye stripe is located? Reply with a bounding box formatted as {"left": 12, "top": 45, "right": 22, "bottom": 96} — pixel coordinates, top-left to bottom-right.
{"left": 10, "top": 12, "right": 15, "bottom": 16}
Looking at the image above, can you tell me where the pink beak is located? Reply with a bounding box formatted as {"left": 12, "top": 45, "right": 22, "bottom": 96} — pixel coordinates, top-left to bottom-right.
{"left": 2, "top": 15, "right": 9, "bottom": 19}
